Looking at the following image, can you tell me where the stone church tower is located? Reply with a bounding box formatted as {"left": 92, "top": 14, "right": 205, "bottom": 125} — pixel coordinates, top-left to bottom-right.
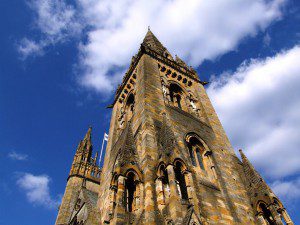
{"left": 56, "top": 30, "right": 294, "bottom": 225}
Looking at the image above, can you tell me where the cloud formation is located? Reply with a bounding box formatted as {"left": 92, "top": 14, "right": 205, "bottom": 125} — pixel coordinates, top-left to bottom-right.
{"left": 207, "top": 45, "right": 300, "bottom": 179}
{"left": 271, "top": 177, "right": 300, "bottom": 203}
{"left": 18, "top": 0, "right": 82, "bottom": 58}
{"left": 8, "top": 151, "right": 28, "bottom": 161}
{"left": 20, "top": 0, "right": 286, "bottom": 93}
{"left": 17, "top": 173, "right": 60, "bottom": 209}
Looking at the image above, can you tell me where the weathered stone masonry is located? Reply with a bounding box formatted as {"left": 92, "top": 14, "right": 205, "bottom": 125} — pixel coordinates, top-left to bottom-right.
{"left": 55, "top": 30, "right": 294, "bottom": 225}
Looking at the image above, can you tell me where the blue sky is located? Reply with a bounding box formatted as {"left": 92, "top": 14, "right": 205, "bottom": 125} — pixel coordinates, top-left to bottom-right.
{"left": 0, "top": 0, "right": 299, "bottom": 224}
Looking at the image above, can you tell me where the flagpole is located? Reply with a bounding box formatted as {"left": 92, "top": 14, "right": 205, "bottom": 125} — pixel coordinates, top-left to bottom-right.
{"left": 99, "top": 134, "right": 105, "bottom": 167}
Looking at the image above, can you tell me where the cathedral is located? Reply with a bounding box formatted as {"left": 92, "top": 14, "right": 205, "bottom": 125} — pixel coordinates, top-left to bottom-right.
{"left": 55, "top": 30, "right": 294, "bottom": 225}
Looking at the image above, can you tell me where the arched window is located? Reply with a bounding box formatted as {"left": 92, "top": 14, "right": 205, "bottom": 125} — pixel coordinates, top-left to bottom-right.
{"left": 161, "top": 165, "right": 170, "bottom": 200}
{"left": 124, "top": 172, "right": 136, "bottom": 212}
{"left": 169, "top": 83, "right": 183, "bottom": 109}
{"left": 125, "top": 93, "right": 135, "bottom": 121}
{"left": 258, "top": 203, "right": 276, "bottom": 225}
{"left": 174, "top": 161, "right": 188, "bottom": 201}
{"left": 156, "top": 164, "right": 170, "bottom": 206}
{"left": 186, "top": 136, "right": 206, "bottom": 170}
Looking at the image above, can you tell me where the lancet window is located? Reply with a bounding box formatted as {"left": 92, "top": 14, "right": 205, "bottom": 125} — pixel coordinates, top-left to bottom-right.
{"left": 174, "top": 161, "right": 188, "bottom": 201}
{"left": 169, "top": 83, "right": 184, "bottom": 109}
{"left": 186, "top": 136, "right": 206, "bottom": 170}
{"left": 124, "top": 171, "right": 137, "bottom": 212}
{"left": 119, "top": 93, "right": 135, "bottom": 129}
{"left": 160, "top": 78, "right": 200, "bottom": 118}
{"left": 258, "top": 202, "right": 276, "bottom": 225}
{"left": 157, "top": 164, "right": 170, "bottom": 205}
{"left": 185, "top": 134, "right": 217, "bottom": 180}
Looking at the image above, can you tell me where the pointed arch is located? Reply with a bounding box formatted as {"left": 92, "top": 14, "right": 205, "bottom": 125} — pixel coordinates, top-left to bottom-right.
{"left": 257, "top": 201, "right": 276, "bottom": 225}
{"left": 185, "top": 133, "right": 209, "bottom": 170}
{"left": 124, "top": 169, "right": 140, "bottom": 212}
{"left": 173, "top": 159, "right": 189, "bottom": 201}
{"left": 125, "top": 92, "right": 135, "bottom": 121}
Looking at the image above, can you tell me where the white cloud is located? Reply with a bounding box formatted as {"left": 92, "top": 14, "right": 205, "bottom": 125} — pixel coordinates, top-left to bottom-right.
{"left": 17, "top": 173, "right": 60, "bottom": 209}
{"left": 207, "top": 45, "right": 300, "bottom": 179}
{"left": 271, "top": 177, "right": 300, "bottom": 202}
{"left": 18, "top": 0, "right": 82, "bottom": 58}
{"left": 20, "top": 0, "right": 286, "bottom": 93}
{"left": 18, "top": 38, "right": 45, "bottom": 58}
{"left": 8, "top": 151, "right": 28, "bottom": 161}
{"left": 77, "top": 0, "right": 286, "bottom": 93}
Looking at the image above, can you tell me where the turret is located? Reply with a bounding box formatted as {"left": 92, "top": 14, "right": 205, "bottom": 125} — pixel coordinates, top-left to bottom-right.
{"left": 239, "top": 149, "right": 294, "bottom": 225}
{"left": 55, "top": 127, "right": 101, "bottom": 225}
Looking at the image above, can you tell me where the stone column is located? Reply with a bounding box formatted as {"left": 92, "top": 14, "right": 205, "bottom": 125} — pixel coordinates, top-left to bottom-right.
{"left": 103, "top": 185, "right": 117, "bottom": 223}
{"left": 134, "top": 180, "right": 141, "bottom": 212}
{"left": 183, "top": 171, "right": 193, "bottom": 203}
{"left": 183, "top": 170, "right": 203, "bottom": 218}
{"left": 269, "top": 204, "right": 284, "bottom": 225}
{"left": 155, "top": 177, "right": 165, "bottom": 211}
{"left": 204, "top": 151, "right": 217, "bottom": 180}
{"left": 281, "top": 209, "right": 294, "bottom": 225}
{"left": 113, "top": 175, "right": 126, "bottom": 224}
{"left": 166, "top": 164, "right": 183, "bottom": 224}
{"left": 143, "top": 167, "right": 156, "bottom": 225}
{"left": 256, "top": 212, "right": 268, "bottom": 225}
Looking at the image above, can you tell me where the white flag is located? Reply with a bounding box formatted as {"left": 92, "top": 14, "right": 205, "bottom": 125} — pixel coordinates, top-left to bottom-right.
{"left": 104, "top": 133, "right": 109, "bottom": 141}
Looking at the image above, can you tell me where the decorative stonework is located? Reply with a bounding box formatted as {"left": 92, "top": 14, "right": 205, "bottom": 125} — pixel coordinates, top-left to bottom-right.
{"left": 56, "top": 29, "right": 294, "bottom": 225}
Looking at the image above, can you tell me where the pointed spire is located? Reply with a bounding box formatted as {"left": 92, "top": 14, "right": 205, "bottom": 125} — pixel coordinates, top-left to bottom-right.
{"left": 94, "top": 151, "right": 98, "bottom": 165}
{"left": 159, "top": 113, "right": 176, "bottom": 158}
{"left": 75, "top": 126, "right": 93, "bottom": 162}
{"left": 142, "top": 29, "right": 172, "bottom": 58}
{"left": 82, "top": 127, "right": 92, "bottom": 148}
{"left": 118, "top": 122, "right": 138, "bottom": 166}
{"left": 175, "top": 55, "right": 188, "bottom": 68}
{"left": 83, "top": 126, "right": 92, "bottom": 142}
{"left": 239, "top": 149, "right": 272, "bottom": 195}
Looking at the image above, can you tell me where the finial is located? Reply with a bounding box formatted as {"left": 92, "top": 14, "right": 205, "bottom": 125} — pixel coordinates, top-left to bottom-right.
{"left": 94, "top": 151, "right": 99, "bottom": 165}
{"left": 148, "top": 26, "right": 150, "bottom": 31}
{"left": 83, "top": 126, "right": 92, "bottom": 141}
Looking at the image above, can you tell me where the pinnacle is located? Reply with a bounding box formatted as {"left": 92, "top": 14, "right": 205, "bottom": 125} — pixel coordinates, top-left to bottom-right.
{"left": 142, "top": 29, "right": 170, "bottom": 56}
{"left": 83, "top": 127, "right": 92, "bottom": 141}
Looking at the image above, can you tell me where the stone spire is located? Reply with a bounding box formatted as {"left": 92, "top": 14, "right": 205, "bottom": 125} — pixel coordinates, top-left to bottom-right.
{"left": 74, "top": 127, "right": 93, "bottom": 163}
{"left": 158, "top": 113, "right": 176, "bottom": 161}
{"left": 83, "top": 127, "right": 92, "bottom": 147}
{"left": 82, "top": 127, "right": 93, "bottom": 155}
{"left": 175, "top": 55, "right": 188, "bottom": 68}
{"left": 142, "top": 29, "right": 172, "bottom": 58}
{"left": 239, "top": 149, "right": 274, "bottom": 200}
{"left": 68, "top": 127, "right": 101, "bottom": 184}
{"left": 118, "top": 122, "right": 138, "bottom": 167}
{"left": 239, "top": 150, "right": 268, "bottom": 188}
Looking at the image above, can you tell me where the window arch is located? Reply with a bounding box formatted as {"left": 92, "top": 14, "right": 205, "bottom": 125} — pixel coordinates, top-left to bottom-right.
{"left": 169, "top": 83, "right": 184, "bottom": 109}
{"left": 123, "top": 170, "right": 141, "bottom": 213}
{"left": 125, "top": 93, "right": 135, "bottom": 121}
{"left": 124, "top": 171, "right": 136, "bottom": 212}
{"left": 258, "top": 202, "right": 276, "bottom": 225}
{"left": 186, "top": 136, "right": 206, "bottom": 170}
{"left": 174, "top": 161, "right": 188, "bottom": 201}
{"left": 155, "top": 164, "right": 170, "bottom": 207}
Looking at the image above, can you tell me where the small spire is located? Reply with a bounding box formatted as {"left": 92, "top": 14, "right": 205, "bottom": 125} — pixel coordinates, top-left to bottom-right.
{"left": 175, "top": 55, "right": 188, "bottom": 68}
{"left": 94, "top": 151, "right": 98, "bottom": 165}
{"left": 239, "top": 149, "right": 245, "bottom": 159}
{"left": 142, "top": 29, "right": 172, "bottom": 58}
{"left": 239, "top": 149, "right": 271, "bottom": 191}
{"left": 82, "top": 126, "right": 93, "bottom": 155}
{"left": 83, "top": 127, "right": 92, "bottom": 142}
